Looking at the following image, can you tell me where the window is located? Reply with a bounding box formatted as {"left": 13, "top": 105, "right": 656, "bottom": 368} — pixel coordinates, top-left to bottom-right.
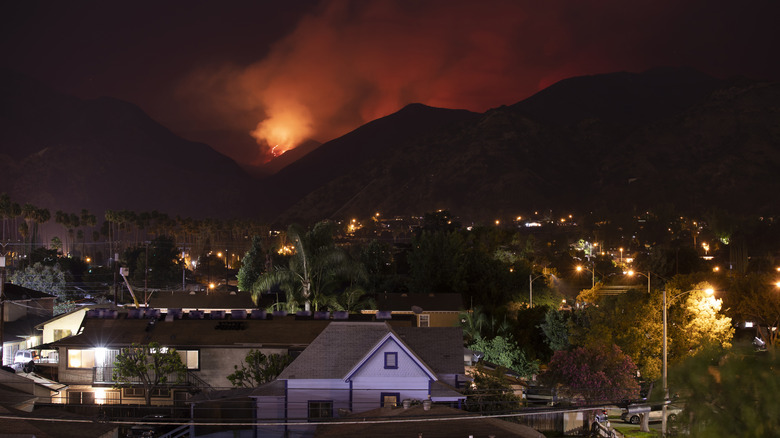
{"left": 177, "top": 350, "right": 199, "bottom": 369}
{"left": 418, "top": 314, "right": 430, "bottom": 327}
{"left": 67, "top": 349, "right": 95, "bottom": 368}
{"left": 381, "top": 392, "right": 400, "bottom": 408}
{"left": 308, "top": 401, "right": 333, "bottom": 420}
{"left": 53, "top": 329, "right": 72, "bottom": 341}
{"left": 67, "top": 391, "right": 95, "bottom": 404}
{"left": 123, "top": 387, "right": 145, "bottom": 397}
{"left": 384, "top": 352, "right": 398, "bottom": 369}
{"left": 122, "top": 387, "right": 171, "bottom": 398}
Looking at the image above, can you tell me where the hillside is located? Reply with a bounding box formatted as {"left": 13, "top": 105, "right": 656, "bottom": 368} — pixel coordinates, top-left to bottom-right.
{"left": 0, "top": 69, "right": 259, "bottom": 218}
{"left": 273, "top": 69, "right": 780, "bottom": 223}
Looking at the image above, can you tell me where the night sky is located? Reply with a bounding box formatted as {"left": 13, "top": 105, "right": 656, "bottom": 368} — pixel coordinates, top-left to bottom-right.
{"left": 3, "top": 0, "right": 779, "bottom": 168}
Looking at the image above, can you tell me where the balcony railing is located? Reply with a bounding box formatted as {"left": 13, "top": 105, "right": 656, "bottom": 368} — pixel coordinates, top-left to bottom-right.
{"left": 93, "top": 366, "right": 212, "bottom": 390}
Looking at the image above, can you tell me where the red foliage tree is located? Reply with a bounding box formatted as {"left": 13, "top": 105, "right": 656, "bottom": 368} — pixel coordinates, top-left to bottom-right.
{"left": 541, "top": 343, "right": 640, "bottom": 404}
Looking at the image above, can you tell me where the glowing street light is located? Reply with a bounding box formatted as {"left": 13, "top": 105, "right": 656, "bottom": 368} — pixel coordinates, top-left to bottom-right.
{"left": 626, "top": 270, "right": 651, "bottom": 294}
{"left": 576, "top": 265, "right": 595, "bottom": 288}
{"left": 661, "top": 286, "right": 715, "bottom": 435}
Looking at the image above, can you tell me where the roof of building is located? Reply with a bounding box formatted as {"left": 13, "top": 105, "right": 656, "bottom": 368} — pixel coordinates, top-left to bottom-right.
{"left": 148, "top": 290, "right": 256, "bottom": 309}
{"left": 313, "top": 404, "right": 545, "bottom": 438}
{"left": 276, "top": 322, "right": 464, "bottom": 381}
{"left": 52, "top": 315, "right": 331, "bottom": 349}
{"left": 50, "top": 312, "right": 413, "bottom": 349}
{"left": 2, "top": 316, "right": 51, "bottom": 343}
{"left": 2, "top": 283, "right": 56, "bottom": 301}
{"left": 373, "top": 292, "right": 464, "bottom": 312}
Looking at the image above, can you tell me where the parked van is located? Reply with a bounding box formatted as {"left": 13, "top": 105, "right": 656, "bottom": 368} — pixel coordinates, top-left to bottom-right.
{"left": 13, "top": 350, "right": 39, "bottom": 363}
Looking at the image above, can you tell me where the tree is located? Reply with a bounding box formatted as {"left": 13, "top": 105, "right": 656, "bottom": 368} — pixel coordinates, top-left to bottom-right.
{"left": 666, "top": 281, "right": 734, "bottom": 361}
{"left": 123, "top": 236, "right": 183, "bottom": 289}
{"left": 725, "top": 273, "right": 780, "bottom": 349}
{"left": 227, "top": 350, "right": 293, "bottom": 388}
{"left": 469, "top": 335, "right": 539, "bottom": 379}
{"left": 10, "top": 262, "right": 68, "bottom": 301}
{"left": 669, "top": 346, "right": 780, "bottom": 437}
{"left": 112, "top": 342, "right": 187, "bottom": 406}
{"left": 252, "top": 222, "right": 366, "bottom": 311}
{"left": 237, "top": 235, "right": 268, "bottom": 292}
{"left": 463, "top": 364, "right": 522, "bottom": 413}
{"left": 539, "top": 308, "right": 571, "bottom": 352}
{"left": 541, "top": 343, "right": 640, "bottom": 405}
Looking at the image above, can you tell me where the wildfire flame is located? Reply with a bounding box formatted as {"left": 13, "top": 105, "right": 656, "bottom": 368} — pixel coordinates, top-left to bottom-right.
{"left": 250, "top": 99, "right": 312, "bottom": 162}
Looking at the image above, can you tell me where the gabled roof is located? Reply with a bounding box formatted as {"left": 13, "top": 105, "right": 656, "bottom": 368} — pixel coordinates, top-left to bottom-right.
{"left": 276, "top": 322, "right": 464, "bottom": 380}
{"left": 394, "top": 327, "right": 465, "bottom": 375}
{"left": 2, "top": 283, "right": 56, "bottom": 301}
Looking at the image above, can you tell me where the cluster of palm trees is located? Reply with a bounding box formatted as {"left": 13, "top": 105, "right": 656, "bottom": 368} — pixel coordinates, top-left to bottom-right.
{"left": 249, "top": 222, "right": 371, "bottom": 313}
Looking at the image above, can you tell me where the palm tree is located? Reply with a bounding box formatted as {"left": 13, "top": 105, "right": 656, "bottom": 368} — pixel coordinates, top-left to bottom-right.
{"left": 251, "top": 222, "right": 366, "bottom": 312}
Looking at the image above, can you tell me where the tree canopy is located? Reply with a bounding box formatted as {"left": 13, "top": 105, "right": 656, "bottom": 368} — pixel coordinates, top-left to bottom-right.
{"left": 227, "top": 350, "right": 293, "bottom": 388}
{"left": 541, "top": 343, "right": 640, "bottom": 405}
{"left": 112, "top": 342, "right": 188, "bottom": 406}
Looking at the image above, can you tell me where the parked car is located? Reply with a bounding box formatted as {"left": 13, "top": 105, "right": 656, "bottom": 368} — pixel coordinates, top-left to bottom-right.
{"left": 13, "top": 350, "right": 40, "bottom": 363}
{"left": 621, "top": 404, "right": 682, "bottom": 424}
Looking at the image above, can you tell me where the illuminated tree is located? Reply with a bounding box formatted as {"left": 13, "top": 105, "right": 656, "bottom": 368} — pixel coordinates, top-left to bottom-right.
{"left": 10, "top": 262, "right": 67, "bottom": 301}
{"left": 469, "top": 335, "right": 539, "bottom": 378}
{"left": 112, "top": 342, "right": 187, "bottom": 406}
{"left": 666, "top": 282, "right": 734, "bottom": 361}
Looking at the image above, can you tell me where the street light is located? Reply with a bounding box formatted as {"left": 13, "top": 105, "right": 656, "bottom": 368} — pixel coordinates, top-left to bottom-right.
{"left": 626, "top": 270, "right": 651, "bottom": 294}
{"left": 529, "top": 269, "right": 553, "bottom": 308}
{"left": 576, "top": 265, "right": 595, "bottom": 288}
{"left": 661, "top": 286, "right": 714, "bottom": 435}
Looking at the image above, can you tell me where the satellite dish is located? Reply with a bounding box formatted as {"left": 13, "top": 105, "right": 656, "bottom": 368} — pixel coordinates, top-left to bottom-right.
{"left": 411, "top": 306, "right": 423, "bottom": 314}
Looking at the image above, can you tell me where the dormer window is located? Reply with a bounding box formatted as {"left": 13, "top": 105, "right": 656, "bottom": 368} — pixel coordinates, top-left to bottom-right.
{"left": 384, "top": 352, "right": 398, "bottom": 369}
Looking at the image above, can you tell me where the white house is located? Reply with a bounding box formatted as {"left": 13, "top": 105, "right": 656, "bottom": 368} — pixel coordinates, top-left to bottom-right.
{"left": 244, "top": 322, "right": 466, "bottom": 438}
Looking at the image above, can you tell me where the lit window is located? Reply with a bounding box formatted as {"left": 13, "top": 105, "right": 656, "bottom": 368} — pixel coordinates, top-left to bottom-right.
{"left": 384, "top": 352, "right": 398, "bottom": 369}
{"left": 67, "top": 349, "right": 96, "bottom": 368}
{"left": 381, "top": 392, "right": 400, "bottom": 408}
{"left": 177, "top": 350, "right": 200, "bottom": 369}
{"left": 308, "top": 401, "right": 333, "bottom": 420}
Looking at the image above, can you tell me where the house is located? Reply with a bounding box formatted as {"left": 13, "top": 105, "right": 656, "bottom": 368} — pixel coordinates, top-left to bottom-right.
{"left": 1, "top": 283, "right": 56, "bottom": 365}
{"left": 48, "top": 309, "right": 412, "bottom": 407}
{"left": 214, "top": 321, "right": 469, "bottom": 438}
{"left": 361, "top": 292, "right": 465, "bottom": 327}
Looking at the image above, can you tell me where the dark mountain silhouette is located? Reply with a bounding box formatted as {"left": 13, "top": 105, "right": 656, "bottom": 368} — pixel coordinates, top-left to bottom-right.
{"left": 3, "top": 67, "right": 778, "bottom": 225}
{"left": 272, "top": 68, "right": 780, "bottom": 223}
{"left": 259, "top": 103, "right": 481, "bottom": 217}
{"left": 0, "top": 68, "right": 259, "bottom": 218}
